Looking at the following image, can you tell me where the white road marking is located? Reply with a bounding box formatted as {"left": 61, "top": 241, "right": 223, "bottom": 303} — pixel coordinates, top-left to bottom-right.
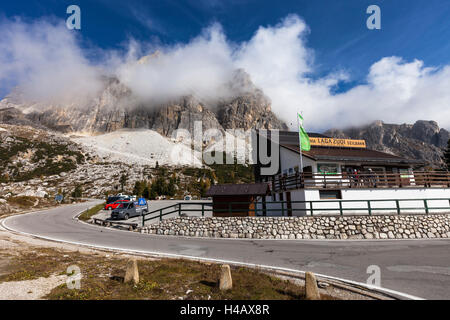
{"left": 387, "top": 265, "right": 450, "bottom": 276}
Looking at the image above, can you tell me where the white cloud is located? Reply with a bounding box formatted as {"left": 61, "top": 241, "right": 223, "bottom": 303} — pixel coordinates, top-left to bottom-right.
{"left": 326, "top": 58, "right": 450, "bottom": 129}
{"left": 0, "top": 17, "right": 102, "bottom": 105}
{"left": 115, "top": 23, "right": 237, "bottom": 105}
{"left": 1, "top": 15, "right": 450, "bottom": 130}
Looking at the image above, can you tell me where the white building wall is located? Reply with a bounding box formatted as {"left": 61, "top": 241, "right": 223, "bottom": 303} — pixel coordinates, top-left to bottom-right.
{"left": 258, "top": 188, "right": 450, "bottom": 216}
{"left": 339, "top": 188, "right": 450, "bottom": 215}
{"left": 279, "top": 147, "right": 316, "bottom": 174}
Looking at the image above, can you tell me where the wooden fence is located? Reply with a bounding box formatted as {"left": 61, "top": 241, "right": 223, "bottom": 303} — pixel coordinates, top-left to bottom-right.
{"left": 270, "top": 171, "right": 450, "bottom": 192}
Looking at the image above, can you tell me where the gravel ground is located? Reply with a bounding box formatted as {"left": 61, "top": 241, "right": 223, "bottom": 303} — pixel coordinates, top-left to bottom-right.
{"left": 0, "top": 275, "right": 67, "bottom": 300}
{"left": 0, "top": 216, "right": 117, "bottom": 300}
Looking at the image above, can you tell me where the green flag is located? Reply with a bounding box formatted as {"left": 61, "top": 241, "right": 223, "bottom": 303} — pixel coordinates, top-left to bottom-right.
{"left": 298, "top": 113, "right": 311, "bottom": 151}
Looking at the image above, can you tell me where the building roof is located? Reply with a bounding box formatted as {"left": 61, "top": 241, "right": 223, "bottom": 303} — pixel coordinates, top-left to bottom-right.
{"left": 257, "top": 130, "right": 327, "bottom": 145}
{"left": 255, "top": 130, "right": 424, "bottom": 167}
{"left": 281, "top": 144, "right": 423, "bottom": 165}
{"left": 205, "top": 183, "right": 270, "bottom": 197}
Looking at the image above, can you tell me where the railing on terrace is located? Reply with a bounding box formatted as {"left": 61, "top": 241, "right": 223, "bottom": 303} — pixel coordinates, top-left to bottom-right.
{"left": 269, "top": 171, "right": 450, "bottom": 192}
{"left": 141, "top": 198, "right": 450, "bottom": 226}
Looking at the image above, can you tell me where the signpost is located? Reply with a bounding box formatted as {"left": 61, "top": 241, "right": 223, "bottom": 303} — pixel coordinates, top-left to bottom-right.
{"left": 138, "top": 198, "right": 147, "bottom": 206}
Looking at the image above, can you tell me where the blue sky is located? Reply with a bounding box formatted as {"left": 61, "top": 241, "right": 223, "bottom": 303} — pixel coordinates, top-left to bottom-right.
{"left": 1, "top": 0, "right": 450, "bottom": 129}
{"left": 2, "top": 0, "right": 449, "bottom": 86}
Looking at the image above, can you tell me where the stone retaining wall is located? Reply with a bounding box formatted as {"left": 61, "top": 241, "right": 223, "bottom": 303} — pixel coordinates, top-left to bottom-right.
{"left": 139, "top": 214, "right": 450, "bottom": 239}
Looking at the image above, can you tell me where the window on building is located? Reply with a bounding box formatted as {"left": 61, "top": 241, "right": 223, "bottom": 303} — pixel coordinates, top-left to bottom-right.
{"left": 319, "top": 190, "right": 342, "bottom": 200}
{"left": 317, "top": 163, "right": 339, "bottom": 175}
{"left": 303, "top": 165, "right": 313, "bottom": 173}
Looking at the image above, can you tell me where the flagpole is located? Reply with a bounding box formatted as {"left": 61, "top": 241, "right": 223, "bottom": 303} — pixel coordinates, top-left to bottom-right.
{"left": 297, "top": 110, "right": 304, "bottom": 173}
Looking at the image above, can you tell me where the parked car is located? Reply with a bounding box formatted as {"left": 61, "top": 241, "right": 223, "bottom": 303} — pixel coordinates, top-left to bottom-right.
{"left": 111, "top": 201, "right": 148, "bottom": 220}
{"left": 104, "top": 199, "right": 130, "bottom": 210}
{"left": 106, "top": 195, "right": 131, "bottom": 204}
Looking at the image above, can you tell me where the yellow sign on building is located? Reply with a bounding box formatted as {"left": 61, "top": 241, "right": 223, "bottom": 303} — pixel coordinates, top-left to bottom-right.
{"left": 309, "top": 137, "right": 366, "bottom": 148}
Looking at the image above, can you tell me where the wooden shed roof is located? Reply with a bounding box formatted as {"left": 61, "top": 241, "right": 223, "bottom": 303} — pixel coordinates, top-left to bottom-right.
{"left": 205, "top": 183, "right": 270, "bottom": 197}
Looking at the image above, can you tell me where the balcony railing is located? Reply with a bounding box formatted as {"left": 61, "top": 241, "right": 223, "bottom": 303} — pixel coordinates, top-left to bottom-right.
{"left": 270, "top": 171, "right": 450, "bottom": 192}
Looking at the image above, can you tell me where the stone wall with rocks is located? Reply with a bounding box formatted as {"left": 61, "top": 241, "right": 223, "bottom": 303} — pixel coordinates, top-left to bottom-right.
{"left": 139, "top": 214, "right": 450, "bottom": 239}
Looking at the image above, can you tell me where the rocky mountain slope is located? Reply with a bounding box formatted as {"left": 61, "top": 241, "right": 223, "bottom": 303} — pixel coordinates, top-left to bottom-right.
{"left": 325, "top": 120, "right": 450, "bottom": 167}
{"left": 0, "top": 70, "right": 287, "bottom": 137}
{"left": 0, "top": 124, "right": 159, "bottom": 201}
{"left": 0, "top": 124, "right": 253, "bottom": 207}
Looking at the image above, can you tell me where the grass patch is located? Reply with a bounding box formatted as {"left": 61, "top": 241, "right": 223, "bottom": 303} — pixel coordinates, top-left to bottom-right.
{"left": 78, "top": 203, "right": 104, "bottom": 221}
{"left": 47, "top": 258, "right": 310, "bottom": 300}
{"left": 6, "top": 196, "right": 38, "bottom": 208}
{"left": 1, "top": 196, "right": 60, "bottom": 217}
{"left": 0, "top": 245, "right": 324, "bottom": 300}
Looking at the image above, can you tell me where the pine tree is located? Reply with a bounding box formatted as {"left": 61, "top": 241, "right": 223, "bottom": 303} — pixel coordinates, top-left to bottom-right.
{"left": 167, "top": 176, "right": 177, "bottom": 197}
{"left": 143, "top": 183, "right": 150, "bottom": 199}
{"left": 199, "top": 178, "right": 211, "bottom": 197}
{"left": 148, "top": 182, "right": 158, "bottom": 199}
{"left": 71, "top": 185, "right": 83, "bottom": 198}
{"left": 119, "top": 174, "right": 128, "bottom": 192}
{"left": 132, "top": 181, "right": 145, "bottom": 197}
{"left": 444, "top": 139, "right": 450, "bottom": 171}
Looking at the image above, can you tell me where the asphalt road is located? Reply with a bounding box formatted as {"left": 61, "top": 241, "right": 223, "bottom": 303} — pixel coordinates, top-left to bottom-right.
{"left": 2, "top": 201, "right": 450, "bottom": 300}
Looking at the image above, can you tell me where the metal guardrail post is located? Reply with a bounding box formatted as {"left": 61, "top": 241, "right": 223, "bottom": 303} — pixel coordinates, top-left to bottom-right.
{"left": 160, "top": 209, "right": 162, "bottom": 221}
{"left": 201, "top": 203, "right": 204, "bottom": 217}
{"left": 339, "top": 201, "right": 343, "bottom": 216}
{"left": 142, "top": 214, "right": 145, "bottom": 227}
{"left": 396, "top": 200, "right": 400, "bottom": 215}
{"left": 367, "top": 201, "right": 372, "bottom": 216}
{"left": 178, "top": 203, "right": 181, "bottom": 216}
{"left": 310, "top": 201, "right": 313, "bottom": 216}
{"left": 424, "top": 199, "right": 429, "bottom": 214}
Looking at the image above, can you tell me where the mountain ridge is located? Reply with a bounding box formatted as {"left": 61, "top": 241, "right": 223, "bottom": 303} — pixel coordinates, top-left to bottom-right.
{"left": 0, "top": 70, "right": 287, "bottom": 137}
{"left": 324, "top": 120, "right": 449, "bottom": 167}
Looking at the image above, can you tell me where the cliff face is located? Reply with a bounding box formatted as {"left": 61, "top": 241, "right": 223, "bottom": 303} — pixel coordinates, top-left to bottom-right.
{"left": 0, "top": 71, "right": 287, "bottom": 137}
{"left": 325, "top": 120, "right": 450, "bottom": 167}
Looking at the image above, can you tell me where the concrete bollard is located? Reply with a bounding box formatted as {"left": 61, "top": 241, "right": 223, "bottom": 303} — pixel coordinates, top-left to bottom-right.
{"left": 219, "top": 264, "right": 233, "bottom": 290}
{"left": 305, "top": 271, "right": 321, "bottom": 300}
{"left": 124, "top": 258, "right": 139, "bottom": 284}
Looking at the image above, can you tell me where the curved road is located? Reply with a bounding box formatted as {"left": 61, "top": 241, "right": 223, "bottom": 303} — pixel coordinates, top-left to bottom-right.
{"left": 2, "top": 201, "right": 450, "bottom": 300}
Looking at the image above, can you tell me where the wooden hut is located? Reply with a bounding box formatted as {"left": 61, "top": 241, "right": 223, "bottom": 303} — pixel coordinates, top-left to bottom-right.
{"left": 205, "top": 183, "right": 270, "bottom": 217}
